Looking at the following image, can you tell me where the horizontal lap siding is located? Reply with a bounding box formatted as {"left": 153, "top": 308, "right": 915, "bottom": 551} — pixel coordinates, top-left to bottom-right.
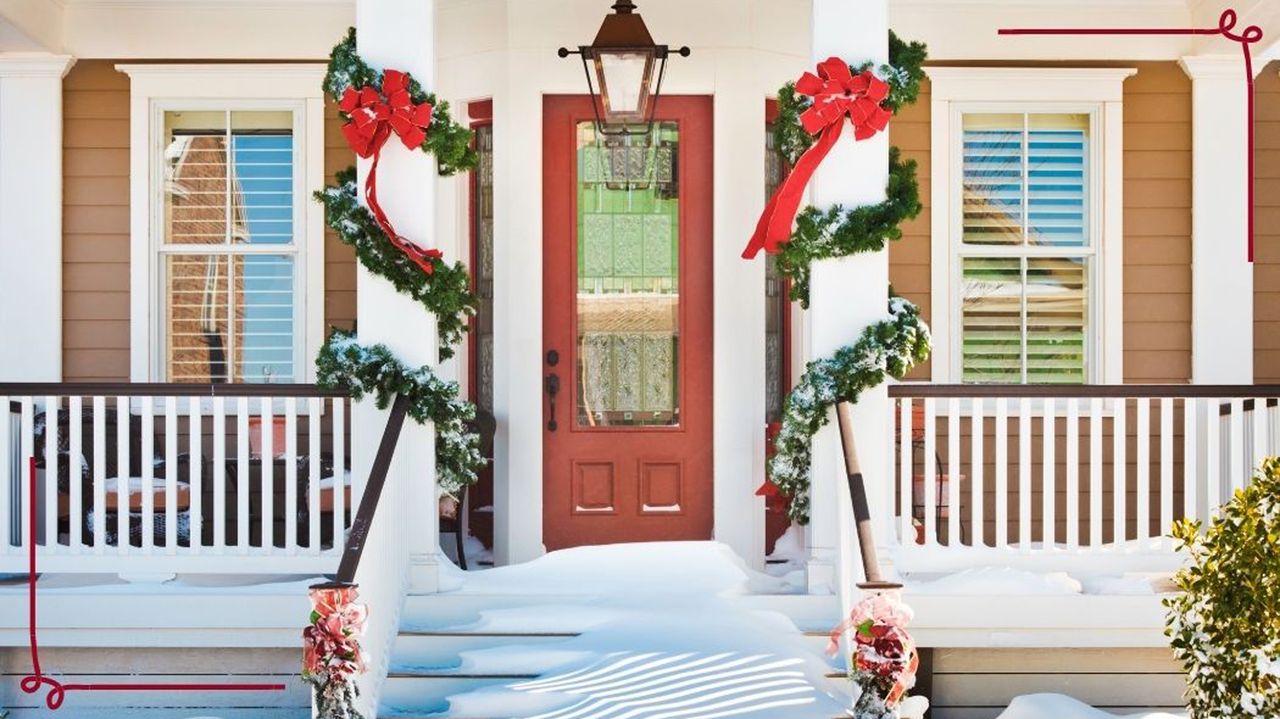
{"left": 1256, "top": 62, "right": 1280, "bottom": 382}
{"left": 927, "top": 648, "right": 1185, "bottom": 719}
{"left": 1123, "top": 62, "right": 1192, "bottom": 384}
{"left": 61, "top": 61, "right": 357, "bottom": 382}
{"left": 889, "top": 79, "right": 931, "bottom": 381}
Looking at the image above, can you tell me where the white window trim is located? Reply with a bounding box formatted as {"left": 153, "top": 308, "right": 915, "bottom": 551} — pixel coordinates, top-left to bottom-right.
{"left": 926, "top": 66, "right": 1135, "bottom": 385}
{"left": 117, "top": 63, "right": 327, "bottom": 384}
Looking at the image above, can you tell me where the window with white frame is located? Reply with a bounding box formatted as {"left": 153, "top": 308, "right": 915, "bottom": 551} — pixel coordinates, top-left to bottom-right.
{"left": 928, "top": 68, "right": 1134, "bottom": 385}
{"left": 119, "top": 65, "right": 327, "bottom": 384}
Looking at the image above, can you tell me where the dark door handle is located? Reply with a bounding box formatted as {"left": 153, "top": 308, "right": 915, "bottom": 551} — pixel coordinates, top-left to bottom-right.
{"left": 545, "top": 372, "right": 561, "bottom": 431}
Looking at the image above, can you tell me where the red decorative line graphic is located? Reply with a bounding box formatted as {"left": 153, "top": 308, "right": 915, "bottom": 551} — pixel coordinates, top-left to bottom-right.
{"left": 1000, "top": 8, "right": 1264, "bottom": 262}
{"left": 19, "top": 457, "right": 287, "bottom": 711}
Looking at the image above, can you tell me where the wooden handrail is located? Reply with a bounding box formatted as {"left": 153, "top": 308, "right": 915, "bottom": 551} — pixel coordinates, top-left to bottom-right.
{"left": 0, "top": 382, "right": 347, "bottom": 398}
{"left": 889, "top": 384, "right": 1280, "bottom": 399}
{"left": 835, "top": 401, "right": 901, "bottom": 591}
{"left": 316, "top": 393, "right": 411, "bottom": 588}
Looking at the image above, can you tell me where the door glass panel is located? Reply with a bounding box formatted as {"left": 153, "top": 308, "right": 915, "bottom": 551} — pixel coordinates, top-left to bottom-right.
{"left": 575, "top": 121, "right": 680, "bottom": 427}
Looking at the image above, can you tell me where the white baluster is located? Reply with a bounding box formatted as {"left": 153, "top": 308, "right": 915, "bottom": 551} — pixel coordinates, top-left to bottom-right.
{"left": 0, "top": 395, "right": 9, "bottom": 552}
{"left": 1183, "top": 397, "right": 1197, "bottom": 524}
{"left": 237, "top": 397, "right": 250, "bottom": 553}
{"left": 1160, "top": 398, "right": 1173, "bottom": 536}
{"left": 213, "top": 396, "right": 227, "bottom": 553}
{"left": 947, "top": 397, "right": 960, "bottom": 546}
{"left": 923, "top": 398, "right": 937, "bottom": 546}
{"left": 20, "top": 399, "right": 35, "bottom": 551}
{"left": 1113, "top": 399, "right": 1127, "bottom": 544}
{"left": 995, "top": 397, "right": 1008, "bottom": 548}
{"left": 1252, "top": 396, "right": 1268, "bottom": 475}
{"left": 68, "top": 395, "right": 83, "bottom": 549}
{"left": 308, "top": 397, "right": 322, "bottom": 554}
{"left": 970, "top": 398, "right": 984, "bottom": 547}
{"left": 1089, "top": 397, "right": 1103, "bottom": 547}
{"left": 164, "top": 396, "right": 178, "bottom": 553}
{"left": 1136, "top": 398, "right": 1150, "bottom": 541}
{"left": 92, "top": 397, "right": 106, "bottom": 553}
{"left": 1065, "top": 398, "right": 1079, "bottom": 550}
{"left": 1043, "top": 398, "right": 1056, "bottom": 548}
{"left": 116, "top": 397, "right": 129, "bottom": 555}
{"left": 260, "top": 398, "right": 274, "bottom": 549}
{"left": 44, "top": 395, "right": 58, "bottom": 549}
{"left": 285, "top": 397, "right": 298, "bottom": 555}
{"left": 1206, "top": 398, "right": 1220, "bottom": 517}
{"left": 899, "top": 398, "right": 912, "bottom": 546}
{"left": 140, "top": 399, "right": 154, "bottom": 553}
{"left": 1230, "top": 399, "right": 1244, "bottom": 493}
{"left": 333, "top": 398, "right": 346, "bottom": 549}
{"left": 1018, "top": 397, "right": 1031, "bottom": 552}
{"left": 188, "top": 397, "right": 203, "bottom": 551}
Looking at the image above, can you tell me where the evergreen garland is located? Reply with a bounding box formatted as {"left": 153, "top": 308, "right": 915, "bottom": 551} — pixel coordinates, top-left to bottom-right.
{"left": 771, "top": 32, "right": 927, "bottom": 305}
{"left": 316, "top": 330, "right": 483, "bottom": 497}
{"left": 316, "top": 168, "right": 476, "bottom": 360}
{"left": 324, "top": 27, "right": 477, "bottom": 176}
{"left": 770, "top": 297, "right": 930, "bottom": 524}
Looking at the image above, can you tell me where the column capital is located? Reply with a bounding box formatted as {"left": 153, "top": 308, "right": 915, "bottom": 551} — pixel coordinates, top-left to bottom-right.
{"left": 1177, "top": 53, "right": 1254, "bottom": 81}
{"left": 0, "top": 53, "right": 75, "bottom": 79}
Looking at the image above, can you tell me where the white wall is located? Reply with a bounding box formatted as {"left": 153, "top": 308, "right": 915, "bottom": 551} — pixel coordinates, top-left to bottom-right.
{"left": 435, "top": 0, "right": 808, "bottom": 567}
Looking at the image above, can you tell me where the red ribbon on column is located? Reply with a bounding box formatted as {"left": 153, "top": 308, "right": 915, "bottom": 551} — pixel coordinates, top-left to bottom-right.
{"left": 742, "top": 58, "right": 893, "bottom": 259}
{"left": 340, "top": 69, "right": 444, "bottom": 275}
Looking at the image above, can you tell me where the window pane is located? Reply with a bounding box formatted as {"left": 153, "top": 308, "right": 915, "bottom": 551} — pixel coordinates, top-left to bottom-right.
{"left": 575, "top": 121, "right": 680, "bottom": 427}
{"left": 1028, "top": 114, "right": 1088, "bottom": 247}
{"left": 231, "top": 111, "right": 294, "bottom": 246}
{"left": 165, "top": 111, "right": 229, "bottom": 246}
{"left": 961, "top": 256, "right": 1023, "bottom": 383}
{"left": 473, "top": 125, "right": 495, "bottom": 414}
{"left": 962, "top": 114, "right": 1023, "bottom": 246}
{"left": 765, "top": 119, "right": 788, "bottom": 424}
{"left": 1027, "top": 257, "right": 1087, "bottom": 383}
{"left": 164, "top": 253, "right": 296, "bottom": 383}
{"left": 162, "top": 110, "right": 295, "bottom": 247}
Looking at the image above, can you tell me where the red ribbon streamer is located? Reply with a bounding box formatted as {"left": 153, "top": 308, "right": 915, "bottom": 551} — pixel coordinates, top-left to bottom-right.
{"left": 340, "top": 69, "right": 443, "bottom": 274}
{"left": 742, "top": 59, "right": 893, "bottom": 259}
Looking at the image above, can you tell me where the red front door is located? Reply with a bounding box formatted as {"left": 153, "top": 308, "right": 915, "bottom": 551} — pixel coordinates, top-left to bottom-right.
{"left": 542, "top": 95, "right": 713, "bottom": 551}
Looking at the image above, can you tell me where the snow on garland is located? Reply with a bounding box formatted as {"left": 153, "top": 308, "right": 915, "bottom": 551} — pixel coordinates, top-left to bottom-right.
{"left": 316, "top": 330, "right": 483, "bottom": 498}
{"left": 767, "top": 32, "right": 927, "bottom": 306}
{"left": 316, "top": 168, "right": 475, "bottom": 360}
{"left": 769, "top": 297, "right": 930, "bottom": 524}
{"left": 1165, "top": 457, "right": 1280, "bottom": 719}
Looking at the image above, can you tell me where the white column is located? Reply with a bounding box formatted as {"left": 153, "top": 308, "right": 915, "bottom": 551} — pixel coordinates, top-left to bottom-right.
{"left": 713, "top": 53, "right": 768, "bottom": 569}
{"left": 0, "top": 54, "right": 74, "bottom": 381}
{"left": 1179, "top": 55, "right": 1254, "bottom": 384}
{"left": 805, "top": 0, "right": 890, "bottom": 594}
{"left": 355, "top": 0, "right": 440, "bottom": 592}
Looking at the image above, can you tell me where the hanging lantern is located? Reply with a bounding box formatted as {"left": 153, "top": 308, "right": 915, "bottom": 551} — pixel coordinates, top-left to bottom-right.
{"left": 558, "top": 0, "right": 690, "bottom": 135}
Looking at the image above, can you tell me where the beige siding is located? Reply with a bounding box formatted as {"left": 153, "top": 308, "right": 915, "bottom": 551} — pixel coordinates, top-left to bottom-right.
{"left": 926, "top": 648, "right": 1185, "bottom": 719}
{"left": 1256, "top": 61, "right": 1280, "bottom": 383}
{"left": 888, "top": 62, "right": 1193, "bottom": 384}
{"left": 1123, "top": 62, "right": 1192, "bottom": 383}
{"left": 61, "top": 60, "right": 357, "bottom": 382}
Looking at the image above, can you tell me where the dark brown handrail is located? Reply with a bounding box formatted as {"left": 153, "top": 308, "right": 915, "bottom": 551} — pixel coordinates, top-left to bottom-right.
{"left": 315, "top": 393, "right": 411, "bottom": 588}
{"left": 835, "top": 401, "right": 901, "bottom": 591}
{"left": 0, "top": 382, "right": 347, "bottom": 398}
{"left": 889, "top": 384, "right": 1280, "bottom": 399}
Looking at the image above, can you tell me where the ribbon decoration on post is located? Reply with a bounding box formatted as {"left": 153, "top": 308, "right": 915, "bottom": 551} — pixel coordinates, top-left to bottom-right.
{"left": 340, "top": 68, "right": 443, "bottom": 275}
{"left": 742, "top": 58, "right": 893, "bottom": 259}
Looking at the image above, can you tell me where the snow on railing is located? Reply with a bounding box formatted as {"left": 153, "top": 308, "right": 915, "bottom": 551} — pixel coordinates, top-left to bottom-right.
{"left": 0, "top": 383, "right": 353, "bottom": 575}
{"left": 887, "top": 385, "right": 1280, "bottom": 573}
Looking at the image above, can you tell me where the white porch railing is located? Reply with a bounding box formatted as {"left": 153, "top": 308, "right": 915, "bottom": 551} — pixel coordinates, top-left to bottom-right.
{"left": 0, "top": 383, "right": 354, "bottom": 575}
{"left": 885, "top": 385, "right": 1280, "bottom": 574}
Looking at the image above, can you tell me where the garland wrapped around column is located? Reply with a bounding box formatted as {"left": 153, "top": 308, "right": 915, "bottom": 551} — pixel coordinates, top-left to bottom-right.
{"left": 748, "top": 33, "right": 932, "bottom": 525}
{"left": 306, "top": 29, "right": 484, "bottom": 719}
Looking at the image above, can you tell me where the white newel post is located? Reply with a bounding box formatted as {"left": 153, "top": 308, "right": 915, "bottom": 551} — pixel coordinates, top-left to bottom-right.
{"left": 806, "top": 0, "right": 891, "bottom": 594}
{"left": 0, "top": 55, "right": 75, "bottom": 381}
{"left": 1179, "top": 55, "right": 1254, "bottom": 385}
{"left": 355, "top": 0, "right": 441, "bottom": 593}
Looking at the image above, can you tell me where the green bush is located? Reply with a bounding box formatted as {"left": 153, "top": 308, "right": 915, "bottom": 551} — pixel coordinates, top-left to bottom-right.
{"left": 1165, "top": 457, "right": 1280, "bottom": 718}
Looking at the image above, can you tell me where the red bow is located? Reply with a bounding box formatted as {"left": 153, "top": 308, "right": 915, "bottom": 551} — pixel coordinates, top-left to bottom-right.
{"left": 743, "top": 59, "right": 892, "bottom": 259}
{"left": 339, "top": 69, "right": 442, "bottom": 274}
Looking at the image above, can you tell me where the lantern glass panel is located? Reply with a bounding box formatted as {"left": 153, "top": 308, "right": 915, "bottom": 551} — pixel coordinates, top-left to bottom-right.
{"left": 594, "top": 50, "right": 656, "bottom": 121}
